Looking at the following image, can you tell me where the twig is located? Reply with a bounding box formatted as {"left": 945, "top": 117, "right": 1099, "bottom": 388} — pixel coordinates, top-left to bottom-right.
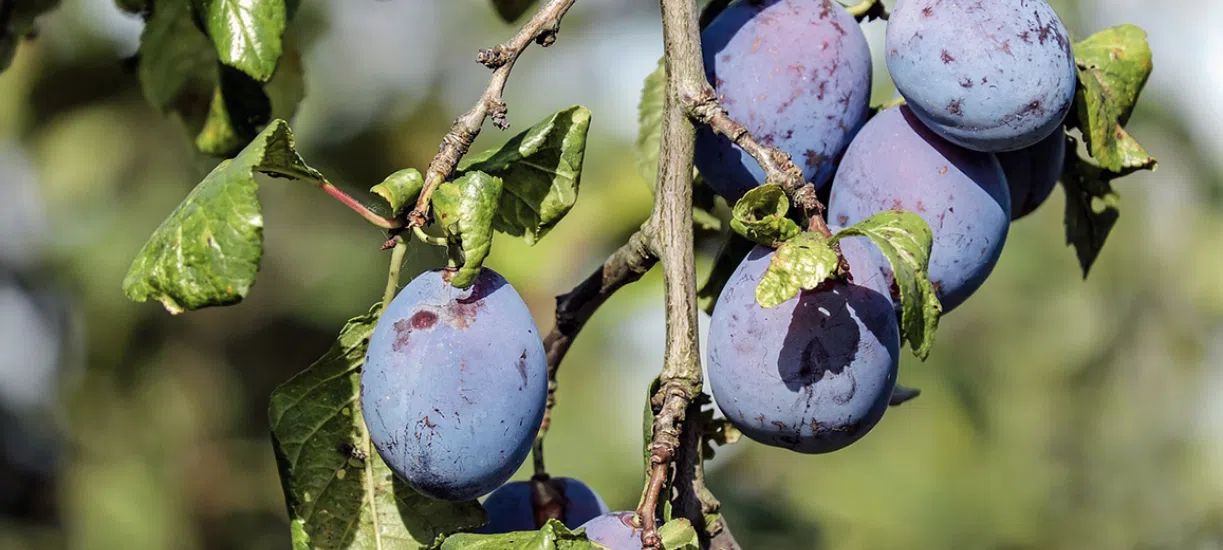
{"left": 405, "top": 0, "right": 576, "bottom": 228}
{"left": 319, "top": 181, "right": 402, "bottom": 229}
{"left": 673, "top": 399, "right": 742, "bottom": 550}
{"left": 638, "top": 0, "right": 706, "bottom": 547}
{"left": 533, "top": 224, "right": 658, "bottom": 475}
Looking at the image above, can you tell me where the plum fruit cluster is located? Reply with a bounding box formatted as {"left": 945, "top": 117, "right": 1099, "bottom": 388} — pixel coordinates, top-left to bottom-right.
{"left": 699, "top": 0, "right": 1074, "bottom": 454}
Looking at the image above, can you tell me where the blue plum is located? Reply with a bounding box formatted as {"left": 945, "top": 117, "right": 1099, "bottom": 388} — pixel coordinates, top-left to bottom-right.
{"left": 707, "top": 244, "right": 900, "bottom": 454}
{"left": 885, "top": 0, "right": 1077, "bottom": 152}
{"left": 577, "top": 512, "right": 644, "bottom": 549}
{"left": 695, "top": 0, "right": 873, "bottom": 201}
{"left": 360, "top": 268, "right": 547, "bottom": 501}
{"left": 998, "top": 129, "right": 1066, "bottom": 220}
{"left": 476, "top": 477, "right": 609, "bottom": 534}
{"left": 828, "top": 106, "right": 1010, "bottom": 312}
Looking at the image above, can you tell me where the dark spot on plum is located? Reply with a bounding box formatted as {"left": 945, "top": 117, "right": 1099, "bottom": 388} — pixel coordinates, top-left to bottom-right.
{"left": 771, "top": 420, "right": 788, "bottom": 431}
{"left": 755, "top": 414, "right": 767, "bottom": 426}
{"left": 946, "top": 99, "right": 963, "bottom": 116}
{"left": 410, "top": 310, "right": 437, "bottom": 329}
{"left": 804, "top": 150, "right": 825, "bottom": 168}
{"left": 916, "top": 200, "right": 927, "bottom": 212}
{"left": 940, "top": 50, "right": 955, "bottom": 64}
{"left": 516, "top": 350, "right": 529, "bottom": 388}
{"left": 891, "top": 199, "right": 905, "bottom": 210}
{"left": 392, "top": 319, "right": 412, "bottom": 351}
{"left": 837, "top": 215, "right": 849, "bottom": 226}
{"left": 921, "top": 6, "right": 933, "bottom": 17}
{"left": 959, "top": 77, "right": 974, "bottom": 88}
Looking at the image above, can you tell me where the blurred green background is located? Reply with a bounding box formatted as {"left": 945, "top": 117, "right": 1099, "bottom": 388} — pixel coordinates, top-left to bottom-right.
{"left": 1, "top": 0, "right": 1222, "bottom": 549}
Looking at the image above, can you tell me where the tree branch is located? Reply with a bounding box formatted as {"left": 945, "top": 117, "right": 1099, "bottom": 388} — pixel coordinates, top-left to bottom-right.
{"left": 673, "top": 399, "right": 742, "bottom": 550}
{"left": 638, "top": 0, "right": 706, "bottom": 547}
{"left": 533, "top": 224, "right": 659, "bottom": 475}
{"left": 405, "top": 0, "right": 577, "bottom": 228}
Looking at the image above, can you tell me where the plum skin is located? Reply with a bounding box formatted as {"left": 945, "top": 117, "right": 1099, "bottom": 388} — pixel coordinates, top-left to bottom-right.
{"left": 827, "top": 106, "right": 1011, "bottom": 312}
{"left": 360, "top": 268, "right": 547, "bottom": 502}
{"left": 998, "top": 129, "right": 1066, "bottom": 220}
{"left": 695, "top": 0, "right": 873, "bottom": 201}
{"left": 706, "top": 244, "right": 900, "bottom": 454}
{"left": 577, "top": 512, "right": 645, "bottom": 550}
{"left": 885, "top": 0, "right": 1077, "bottom": 152}
{"left": 476, "top": 477, "right": 609, "bottom": 534}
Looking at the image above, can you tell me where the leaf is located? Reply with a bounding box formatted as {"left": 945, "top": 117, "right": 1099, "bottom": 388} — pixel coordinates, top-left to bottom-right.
{"left": 269, "top": 304, "right": 485, "bottom": 550}
{"left": 433, "top": 171, "right": 504, "bottom": 288}
{"left": 459, "top": 106, "right": 591, "bottom": 245}
{"left": 489, "top": 0, "right": 538, "bottom": 23}
{"left": 138, "top": 0, "right": 217, "bottom": 114}
{"left": 1060, "top": 142, "right": 1120, "bottom": 277}
{"left": 1070, "top": 25, "right": 1157, "bottom": 174}
{"left": 195, "top": 0, "right": 286, "bottom": 82}
{"left": 371, "top": 169, "right": 425, "bottom": 218}
{"left": 730, "top": 185, "right": 802, "bottom": 246}
{"left": 831, "top": 211, "right": 942, "bottom": 360}
{"left": 755, "top": 232, "right": 839, "bottom": 309}
{"left": 0, "top": 0, "right": 62, "bottom": 73}
{"left": 698, "top": 233, "right": 754, "bottom": 315}
{"left": 440, "top": 519, "right": 602, "bottom": 550}
{"left": 636, "top": 58, "right": 666, "bottom": 188}
{"left": 123, "top": 119, "right": 320, "bottom": 313}
{"left": 195, "top": 65, "right": 273, "bottom": 156}
{"left": 659, "top": 518, "right": 700, "bottom": 550}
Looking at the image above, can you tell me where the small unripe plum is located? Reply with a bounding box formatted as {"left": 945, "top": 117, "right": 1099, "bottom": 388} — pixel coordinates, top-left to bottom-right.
{"left": 998, "top": 129, "right": 1066, "bottom": 220}
{"left": 577, "top": 512, "right": 645, "bottom": 550}
{"left": 476, "top": 477, "right": 609, "bottom": 534}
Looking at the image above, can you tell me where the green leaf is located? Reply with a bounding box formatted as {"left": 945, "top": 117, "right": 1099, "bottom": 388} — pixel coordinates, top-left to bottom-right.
{"left": 0, "top": 0, "right": 62, "bottom": 73}
{"left": 371, "top": 169, "right": 425, "bottom": 218}
{"left": 433, "top": 171, "right": 504, "bottom": 288}
{"left": 832, "top": 211, "right": 942, "bottom": 359}
{"left": 636, "top": 58, "right": 665, "bottom": 188}
{"left": 489, "top": 0, "right": 538, "bottom": 23}
{"left": 440, "top": 519, "right": 601, "bottom": 550}
{"left": 123, "top": 119, "right": 320, "bottom": 313}
{"left": 1071, "top": 25, "right": 1157, "bottom": 174}
{"left": 270, "top": 304, "right": 485, "bottom": 550}
{"left": 138, "top": 0, "right": 217, "bottom": 114}
{"left": 459, "top": 106, "right": 591, "bottom": 245}
{"left": 731, "top": 185, "right": 802, "bottom": 246}
{"left": 755, "top": 232, "right": 839, "bottom": 309}
{"left": 698, "top": 233, "right": 754, "bottom": 315}
{"left": 195, "top": 66, "right": 273, "bottom": 156}
{"left": 195, "top": 0, "right": 286, "bottom": 82}
{"left": 1060, "top": 142, "right": 1120, "bottom": 278}
{"left": 659, "top": 518, "right": 700, "bottom": 550}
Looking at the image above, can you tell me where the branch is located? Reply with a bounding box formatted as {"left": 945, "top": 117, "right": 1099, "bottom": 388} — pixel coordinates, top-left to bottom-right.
{"left": 638, "top": 0, "right": 705, "bottom": 547}
{"left": 405, "top": 0, "right": 576, "bottom": 228}
{"left": 533, "top": 224, "right": 659, "bottom": 474}
{"left": 673, "top": 399, "right": 742, "bottom": 550}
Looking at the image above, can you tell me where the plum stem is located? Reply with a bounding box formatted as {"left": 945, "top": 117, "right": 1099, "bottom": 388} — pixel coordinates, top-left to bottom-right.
{"left": 842, "top": 0, "right": 889, "bottom": 21}
{"left": 382, "top": 239, "right": 408, "bottom": 307}
{"left": 404, "top": 0, "right": 576, "bottom": 230}
{"left": 411, "top": 226, "right": 447, "bottom": 247}
{"left": 534, "top": 224, "right": 658, "bottom": 475}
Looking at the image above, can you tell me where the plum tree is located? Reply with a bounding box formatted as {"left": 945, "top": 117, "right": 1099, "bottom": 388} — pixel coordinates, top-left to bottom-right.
{"left": 706, "top": 244, "right": 900, "bottom": 454}
{"left": 360, "top": 268, "right": 548, "bottom": 501}
{"left": 577, "top": 512, "right": 646, "bottom": 550}
{"left": 476, "top": 477, "right": 609, "bottom": 534}
{"left": 885, "top": 0, "right": 1076, "bottom": 152}
{"left": 999, "top": 130, "right": 1067, "bottom": 220}
{"left": 695, "top": 0, "right": 873, "bottom": 201}
{"left": 828, "top": 106, "right": 1011, "bottom": 312}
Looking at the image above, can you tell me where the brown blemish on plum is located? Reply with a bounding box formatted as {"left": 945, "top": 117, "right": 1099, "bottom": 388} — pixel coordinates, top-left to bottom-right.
{"left": 410, "top": 310, "right": 437, "bottom": 329}
{"left": 946, "top": 99, "right": 963, "bottom": 116}
{"left": 921, "top": 6, "right": 934, "bottom": 17}
{"left": 516, "top": 350, "right": 529, "bottom": 388}
{"left": 939, "top": 165, "right": 950, "bottom": 175}
{"left": 837, "top": 215, "right": 849, "bottom": 226}
{"left": 804, "top": 150, "right": 824, "bottom": 168}
{"left": 941, "top": 50, "right": 956, "bottom": 64}
{"left": 392, "top": 319, "right": 412, "bottom": 351}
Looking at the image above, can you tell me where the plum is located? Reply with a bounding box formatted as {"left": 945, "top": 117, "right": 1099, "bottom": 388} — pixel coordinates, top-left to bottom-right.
{"left": 885, "top": 0, "right": 1076, "bottom": 152}
{"left": 360, "top": 268, "right": 547, "bottom": 501}
{"left": 827, "top": 106, "right": 1010, "bottom": 312}
{"left": 577, "top": 512, "right": 644, "bottom": 550}
{"left": 706, "top": 244, "right": 900, "bottom": 454}
{"left": 998, "top": 129, "right": 1066, "bottom": 220}
{"left": 695, "top": 0, "right": 873, "bottom": 201}
{"left": 477, "top": 477, "right": 609, "bottom": 534}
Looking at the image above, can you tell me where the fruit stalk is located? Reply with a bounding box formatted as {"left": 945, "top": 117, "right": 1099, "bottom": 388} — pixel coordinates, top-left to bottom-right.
{"left": 638, "top": 0, "right": 706, "bottom": 547}
{"left": 405, "top": 0, "right": 576, "bottom": 229}
{"left": 534, "top": 224, "right": 658, "bottom": 473}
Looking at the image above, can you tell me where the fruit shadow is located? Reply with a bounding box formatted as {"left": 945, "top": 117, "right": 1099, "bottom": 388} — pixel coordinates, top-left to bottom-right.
{"left": 776, "top": 284, "right": 894, "bottom": 394}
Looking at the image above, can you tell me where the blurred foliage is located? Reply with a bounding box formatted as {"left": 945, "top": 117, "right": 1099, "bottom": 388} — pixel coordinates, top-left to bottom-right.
{"left": 0, "top": 1, "right": 1221, "bottom": 550}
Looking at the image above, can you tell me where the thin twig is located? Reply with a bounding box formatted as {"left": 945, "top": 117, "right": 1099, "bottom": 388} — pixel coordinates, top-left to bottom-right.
{"left": 382, "top": 240, "right": 409, "bottom": 307}
{"left": 533, "top": 224, "right": 658, "bottom": 475}
{"left": 673, "top": 399, "right": 742, "bottom": 550}
{"left": 405, "top": 0, "right": 576, "bottom": 228}
{"left": 638, "top": 0, "right": 706, "bottom": 547}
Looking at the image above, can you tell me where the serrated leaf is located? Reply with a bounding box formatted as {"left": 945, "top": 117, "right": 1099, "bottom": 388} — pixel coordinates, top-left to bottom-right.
{"left": 731, "top": 185, "right": 802, "bottom": 246}
{"left": 832, "top": 211, "right": 942, "bottom": 359}
{"left": 270, "top": 304, "right": 485, "bottom": 550}
{"left": 433, "top": 171, "right": 503, "bottom": 288}
{"left": 370, "top": 169, "right": 424, "bottom": 218}
{"left": 123, "top": 119, "right": 320, "bottom": 313}
{"left": 698, "top": 233, "right": 754, "bottom": 315}
{"left": 489, "top": 0, "right": 538, "bottom": 23}
{"left": 0, "top": 0, "right": 62, "bottom": 73}
{"left": 636, "top": 58, "right": 665, "bottom": 188}
{"left": 440, "top": 519, "right": 601, "bottom": 550}
{"left": 458, "top": 106, "right": 590, "bottom": 245}
{"left": 755, "top": 232, "right": 839, "bottom": 309}
{"left": 1071, "top": 25, "right": 1156, "bottom": 174}
{"left": 1060, "top": 144, "right": 1120, "bottom": 278}
{"left": 659, "top": 518, "right": 700, "bottom": 550}
{"left": 195, "top": 0, "right": 286, "bottom": 82}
